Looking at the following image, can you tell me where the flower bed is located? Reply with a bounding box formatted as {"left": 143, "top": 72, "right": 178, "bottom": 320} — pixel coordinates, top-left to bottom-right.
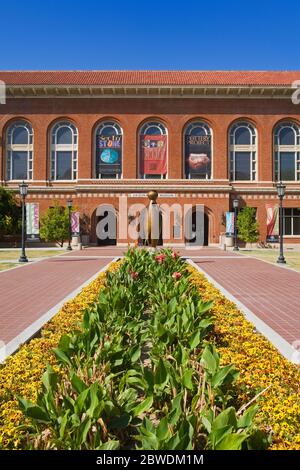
{"left": 0, "top": 261, "right": 120, "bottom": 449}
{"left": 1, "top": 250, "right": 299, "bottom": 450}
{"left": 188, "top": 266, "right": 300, "bottom": 450}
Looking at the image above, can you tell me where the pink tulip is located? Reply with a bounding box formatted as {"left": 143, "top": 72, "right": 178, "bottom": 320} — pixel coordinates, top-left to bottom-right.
{"left": 172, "top": 272, "right": 182, "bottom": 280}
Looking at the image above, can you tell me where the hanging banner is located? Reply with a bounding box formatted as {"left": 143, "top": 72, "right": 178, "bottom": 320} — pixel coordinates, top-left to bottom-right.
{"left": 185, "top": 135, "right": 211, "bottom": 178}
{"left": 26, "top": 203, "right": 39, "bottom": 240}
{"left": 71, "top": 211, "right": 80, "bottom": 236}
{"left": 140, "top": 135, "right": 167, "bottom": 175}
{"left": 266, "top": 204, "right": 279, "bottom": 242}
{"left": 97, "top": 135, "right": 122, "bottom": 175}
{"left": 225, "top": 212, "right": 235, "bottom": 236}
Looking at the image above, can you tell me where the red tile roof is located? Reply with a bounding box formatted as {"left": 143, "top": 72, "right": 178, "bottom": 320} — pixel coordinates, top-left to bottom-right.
{"left": 0, "top": 70, "right": 300, "bottom": 86}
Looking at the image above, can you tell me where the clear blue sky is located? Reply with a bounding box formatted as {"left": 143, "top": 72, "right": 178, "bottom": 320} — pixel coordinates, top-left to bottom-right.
{"left": 1, "top": 0, "right": 300, "bottom": 70}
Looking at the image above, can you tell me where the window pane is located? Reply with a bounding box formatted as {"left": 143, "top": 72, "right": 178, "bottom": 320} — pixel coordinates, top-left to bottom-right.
{"left": 144, "top": 126, "right": 161, "bottom": 135}
{"left": 12, "top": 151, "right": 27, "bottom": 179}
{"left": 284, "top": 217, "right": 292, "bottom": 235}
{"left": 190, "top": 126, "right": 207, "bottom": 136}
{"left": 99, "top": 126, "right": 117, "bottom": 137}
{"left": 280, "top": 152, "right": 295, "bottom": 180}
{"left": 279, "top": 127, "right": 295, "bottom": 146}
{"left": 235, "top": 127, "right": 251, "bottom": 145}
{"left": 13, "top": 126, "right": 28, "bottom": 145}
{"left": 56, "top": 126, "right": 72, "bottom": 144}
{"left": 56, "top": 151, "right": 72, "bottom": 180}
{"left": 235, "top": 152, "right": 251, "bottom": 180}
{"left": 293, "top": 216, "right": 300, "bottom": 235}
{"left": 293, "top": 208, "right": 300, "bottom": 216}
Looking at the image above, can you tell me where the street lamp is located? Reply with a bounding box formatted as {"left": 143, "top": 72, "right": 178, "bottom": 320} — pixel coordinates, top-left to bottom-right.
{"left": 67, "top": 199, "right": 73, "bottom": 251}
{"left": 276, "top": 182, "right": 286, "bottom": 264}
{"left": 19, "top": 181, "right": 29, "bottom": 262}
{"left": 233, "top": 198, "right": 239, "bottom": 251}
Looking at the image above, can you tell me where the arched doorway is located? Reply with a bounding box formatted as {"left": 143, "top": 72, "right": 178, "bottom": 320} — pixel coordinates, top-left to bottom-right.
{"left": 94, "top": 205, "right": 117, "bottom": 246}
{"left": 184, "top": 207, "right": 209, "bottom": 246}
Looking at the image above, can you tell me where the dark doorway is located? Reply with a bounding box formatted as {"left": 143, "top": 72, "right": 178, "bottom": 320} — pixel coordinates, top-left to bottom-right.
{"left": 185, "top": 208, "right": 209, "bottom": 246}
{"left": 96, "top": 210, "right": 117, "bottom": 246}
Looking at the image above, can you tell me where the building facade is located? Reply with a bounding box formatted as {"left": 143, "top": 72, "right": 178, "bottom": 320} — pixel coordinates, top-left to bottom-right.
{"left": 0, "top": 70, "right": 300, "bottom": 246}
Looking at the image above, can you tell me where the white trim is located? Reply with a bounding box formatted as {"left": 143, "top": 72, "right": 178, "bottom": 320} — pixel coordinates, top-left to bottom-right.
{"left": 187, "top": 259, "right": 300, "bottom": 364}
{"left": 0, "top": 257, "right": 119, "bottom": 362}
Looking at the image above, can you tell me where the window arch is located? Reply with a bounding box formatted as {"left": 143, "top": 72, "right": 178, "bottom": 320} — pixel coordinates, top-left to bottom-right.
{"left": 229, "top": 121, "right": 257, "bottom": 181}
{"left": 95, "top": 121, "right": 123, "bottom": 179}
{"left": 184, "top": 122, "right": 212, "bottom": 179}
{"left": 139, "top": 121, "right": 168, "bottom": 179}
{"left": 50, "top": 121, "right": 78, "bottom": 180}
{"left": 6, "top": 120, "right": 33, "bottom": 180}
{"left": 274, "top": 122, "right": 300, "bottom": 181}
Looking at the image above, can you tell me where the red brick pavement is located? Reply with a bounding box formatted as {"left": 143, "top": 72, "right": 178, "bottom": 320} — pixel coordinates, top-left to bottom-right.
{"left": 191, "top": 252, "right": 300, "bottom": 345}
{"left": 0, "top": 249, "right": 120, "bottom": 346}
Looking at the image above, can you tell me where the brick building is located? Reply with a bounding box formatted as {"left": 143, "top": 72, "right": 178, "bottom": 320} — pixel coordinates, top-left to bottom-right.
{"left": 0, "top": 70, "right": 300, "bottom": 246}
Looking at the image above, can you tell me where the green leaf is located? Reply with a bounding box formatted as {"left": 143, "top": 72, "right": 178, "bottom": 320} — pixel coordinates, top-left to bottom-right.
{"left": 237, "top": 404, "right": 259, "bottom": 429}
{"left": 97, "top": 440, "right": 120, "bottom": 450}
{"left": 17, "top": 397, "right": 50, "bottom": 423}
{"left": 156, "top": 416, "right": 171, "bottom": 441}
{"left": 78, "top": 417, "right": 92, "bottom": 445}
{"left": 212, "top": 407, "right": 237, "bottom": 432}
{"left": 71, "top": 374, "right": 88, "bottom": 394}
{"left": 59, "top": 411, "right": 70, "bottom": 439}
{"left": 87, "top": 383, "right": 100, "bottom": 418}
{"left": 132, "top": 395, "right": 153, "bottom": 417}
{"left": 130, "top": 344, "right": 141, "bottom": 363}
{"left": 154, "top": 359, "right": 168, "bottom": 387}
{"left": 42, "top": 366, "right": 58, "bottom": 393}
{"left": 58, "top": 334, "right": 71, "bottom": 352}
{"left": 168, "top": 298, "right": 177, "bottom": 314}
{"left": 53, "top": 347, "right": 71, "bottom": 366}
{"left": 189, "top": 330, "right": 201, "bottom": 349}
{"left": 211, "top": 364, "right": 237, "bottom": 388}
{"left": 215, "top": 432, "right": 248, "bottom": 450}
{"left": 200, "top": 346, "right": 217, "bottom": 375}
{"left": 74, "top": 388, "right": 90, "bottom": 414}
{"left": 182, "top": 369, "right": 194, "bottom": 390}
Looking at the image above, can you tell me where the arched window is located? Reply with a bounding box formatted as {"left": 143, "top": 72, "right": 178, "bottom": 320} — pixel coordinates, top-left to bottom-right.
{"left": 274, "top": 122, "right": 300, "bottom": 181}
{"left": 50, "top": 121, "right": 78, "bottom": 180}
{"left": 139, "top": 121, "right": 168, "bottom": 179}
{"left": 95, "top": 121, "right": 122, "bottom": 179}
{"left": 6, "top": 121, "right": 33, "bottom": 180}
{"left": 229, "top": 122, "right": 257, "bottom": 181}
{"left": 184, "top": 122, "right": 212, "bottom": 179}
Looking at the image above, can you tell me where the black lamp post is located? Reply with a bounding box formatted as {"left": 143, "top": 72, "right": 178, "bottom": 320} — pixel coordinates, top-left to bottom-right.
{"left": 19, "top": 181, "right": 29, "bottom": 263}
{"left": 67, "top": 199, "right": 73, "bottom": 251}
{"left": 233, "top": 198, "right": 239, "bottom": 251}
{"left": 276, "top": 182, "right": 286, "bottom": 264}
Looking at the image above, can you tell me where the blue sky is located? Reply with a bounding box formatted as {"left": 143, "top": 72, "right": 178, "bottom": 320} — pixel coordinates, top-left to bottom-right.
{"left": 1, "top": 0, "right": 300, "bottom": 70}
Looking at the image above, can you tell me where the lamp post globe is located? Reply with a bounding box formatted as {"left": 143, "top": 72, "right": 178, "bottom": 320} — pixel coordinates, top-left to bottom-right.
{"left": 276, "top": 182, "right": 286, "bottom": 264}
{"left": 18, "top": 181, "right": 29, "bottom": 263}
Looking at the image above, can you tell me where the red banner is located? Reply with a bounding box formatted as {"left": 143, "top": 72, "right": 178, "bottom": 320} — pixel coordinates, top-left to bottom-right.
{"left": 140, "top": 135, "right": 167, "bottom": 175}
{"left": 266, "top": 204, "right": 279, "bottom": 242}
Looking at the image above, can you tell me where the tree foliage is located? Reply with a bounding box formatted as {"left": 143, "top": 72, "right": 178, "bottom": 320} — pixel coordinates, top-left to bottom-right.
{"left": 0, "top": 187, "right": 21, "bottom": 235}
{"left": 40, "top": 203, "right": 69, "bottom": 247}
{"left": 237, "top": 207, "right": 259, "bottom": 244}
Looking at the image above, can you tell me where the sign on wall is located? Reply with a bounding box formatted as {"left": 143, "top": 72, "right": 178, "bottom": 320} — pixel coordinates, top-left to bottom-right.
{"left": 140, "top": 135, "right": 167, "bottom": 175}
{"left": 97, "top": 135, "right": 122, "bottom": 175}
{"left": 26, "top": 203, "right": 39, "bottom": 240}
{"left": 185, "top": 135, "right": 211, "bottom": 178}
{"left": 266, "top": 204, "right": 279, "bottom": 242}
{"left": 225, "top": 211, "right": 235, "bottom": 236}
{"left": 71, "top": 211, "right": 80, "bottom": 236}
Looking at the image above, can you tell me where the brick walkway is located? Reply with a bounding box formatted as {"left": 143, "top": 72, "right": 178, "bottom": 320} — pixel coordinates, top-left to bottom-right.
{"left": 0, "top": 248, "right": 123, "bottom": 357}
{"left": 188, "top": 249, "right": 300, "bottom": 348}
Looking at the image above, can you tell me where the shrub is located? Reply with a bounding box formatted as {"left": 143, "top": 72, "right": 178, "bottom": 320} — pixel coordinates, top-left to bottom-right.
{"left": 237, "top": 207, "right": 260, "bottom": 245}
{"left": 40, "top": 203, "right": 70, "bottom": 247}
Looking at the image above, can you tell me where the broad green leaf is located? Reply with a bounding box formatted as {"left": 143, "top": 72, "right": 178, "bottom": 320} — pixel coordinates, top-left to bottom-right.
{"left": 215, "top": 432, "right": 247, "bottom": 450}
{"left": 212, "top": 407, "right": 237, "bottom": 432}
{"left": 130, "top": 344, "right": 141, "bottom": 363}
{"left": 211, "top": 364, "right": 237, "bottom": 388}
{"left": 200, "top": 346, "right": 217, "bottom": 375}
{"left": 53, "top": 347, "right": 71, "bottom": 366}
{"left": 42, "top": 366, "right": 58, "bottom": 393}
{"left": 182, "top": 369, "right": 194, "bottom": 390}
{"left": 71, "top": 374, "right": 88, "bottom": 394}
{"left": 74, "top": 388, "right": 90, "bottom": 414}
{"left": 189, "top": 330, "right": 201, "bottom": 349}
{"left": 132, "top": 395, "right": 153, "bottom": 417}
{"left": 97, "top": 440, "right": 120, "bottom": 450}
{"left": 154, "top": 359, "right": 168, "bottom": 387}
{"left": 17, "top": 397, "right": 50, "bottom": 423}
{"left": 156, "top": 416, "right": 170, "bottom": 441}
{"left": 237, "top": 404, "right": 259, "bottom": 429}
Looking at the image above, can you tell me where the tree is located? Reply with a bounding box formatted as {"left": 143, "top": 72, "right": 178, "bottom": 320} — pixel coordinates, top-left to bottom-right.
{"left": 237, "top": 207, "right": 259, "bottom": 246}
{"left": 0, "top": 187, "right": 21, "bottom": 235}
{"left": 40, "top": 203, "right": 69, "bottom": 247}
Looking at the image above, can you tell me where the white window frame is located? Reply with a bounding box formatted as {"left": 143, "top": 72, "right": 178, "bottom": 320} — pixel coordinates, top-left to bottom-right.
{"left": 139, "top": 121, "right": 168, "bottom": 179}
{"left": 229, "top": 122, "right": 257, "bottom": 182}
{"left": 183, "top": 121, "right": 212, "bottom": 180}
{"left": 94, "top": 121, "right": 123, "bottom": 179}
{"left": 274, "top": 123, "right": 300, "bottom": 182}
{"left": 50, "top": 122, "right": 78, "bottom": 181}
{"left": 6, "top": 121, "right": 33, "bottom": 181}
